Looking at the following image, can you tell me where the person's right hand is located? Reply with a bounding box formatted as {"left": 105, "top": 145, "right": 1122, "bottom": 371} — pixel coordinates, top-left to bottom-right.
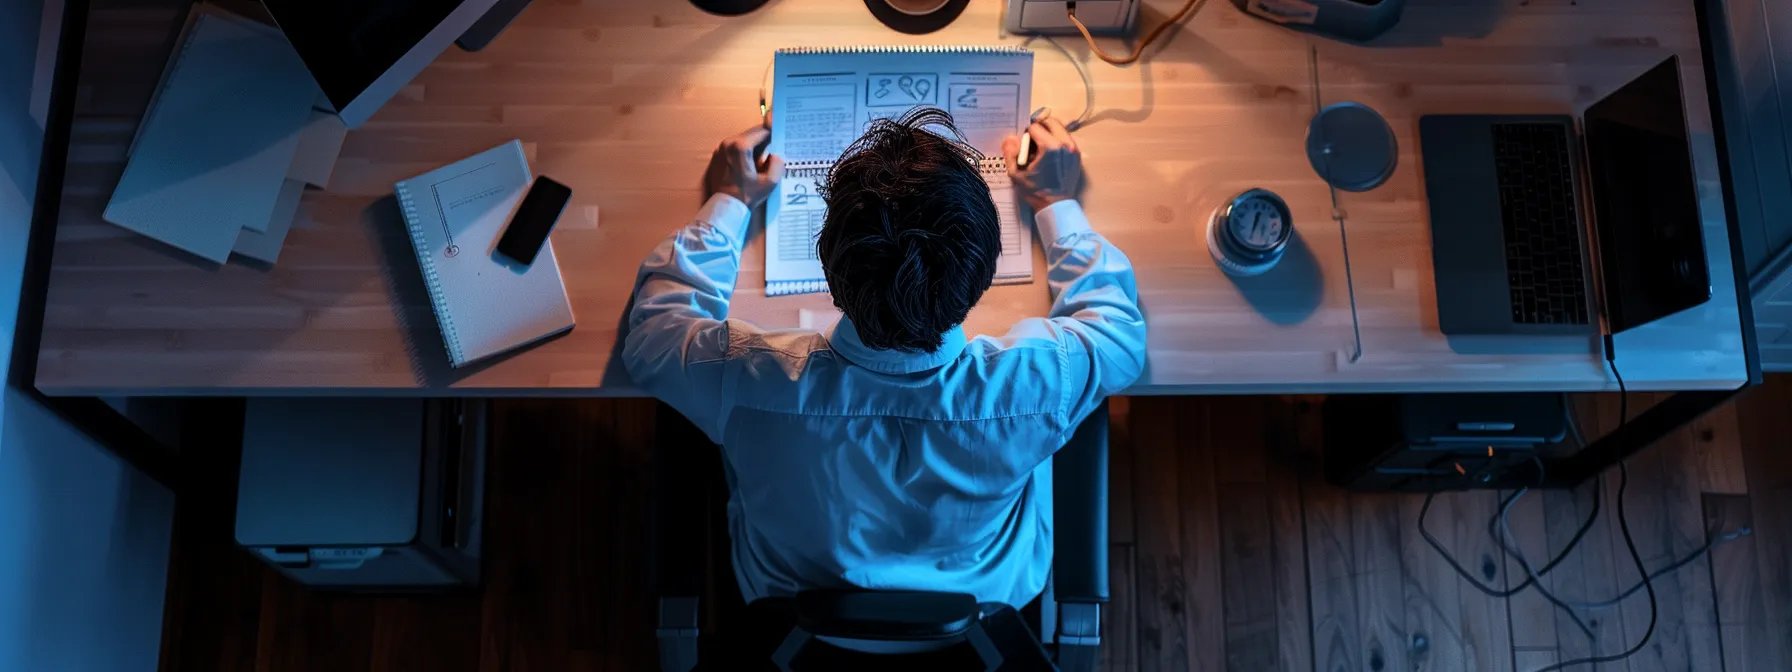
{"left": 705, "top": 125, "right": 785, "bottom": 208}
{"left": 1002, "top": 117, "right": 1083, "bottom": 212}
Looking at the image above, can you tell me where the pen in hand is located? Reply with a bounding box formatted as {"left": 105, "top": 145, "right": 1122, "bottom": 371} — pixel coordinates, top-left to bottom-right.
{"left": 1017, "top": 108, "right": 1046, "bottom": 168}
{"left": 1018, "top": 107, "right": 1080, "bottom": 168}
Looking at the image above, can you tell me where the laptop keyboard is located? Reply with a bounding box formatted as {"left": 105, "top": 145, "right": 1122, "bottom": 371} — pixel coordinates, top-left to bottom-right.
{"left": 1491, "top": 123, "right": 1590, "bottom": 326}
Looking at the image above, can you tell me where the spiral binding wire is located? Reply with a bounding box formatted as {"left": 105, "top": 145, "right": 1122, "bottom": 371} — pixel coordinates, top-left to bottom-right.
{"left": 766, "top": 162, "right": 834, "bottom": 297}
{"left": 776, "top": 45, "right": 1031, "bottom": 56}
{"left": 786, "top": 162, "right": 832, "bottom": 177}
{"left": 394, "top": 183, "right": 465, "bottom": 365}
{"left": 766, "top": 279, "right": 831, "bottom": 296}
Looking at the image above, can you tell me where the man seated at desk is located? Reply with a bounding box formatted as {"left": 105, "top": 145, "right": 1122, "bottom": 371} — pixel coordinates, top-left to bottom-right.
{"left": 623, "top": 108, "right": 1145, "bottom": 609}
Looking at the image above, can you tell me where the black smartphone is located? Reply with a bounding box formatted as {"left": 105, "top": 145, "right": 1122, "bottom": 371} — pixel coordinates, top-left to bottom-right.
{"left": 496, "top": 176, "right": 572, "bottom": 265}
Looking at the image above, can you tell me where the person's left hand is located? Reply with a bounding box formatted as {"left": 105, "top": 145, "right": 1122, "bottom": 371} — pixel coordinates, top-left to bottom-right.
{"left": 706, "top": 125, "right": 785, "bottom": 207}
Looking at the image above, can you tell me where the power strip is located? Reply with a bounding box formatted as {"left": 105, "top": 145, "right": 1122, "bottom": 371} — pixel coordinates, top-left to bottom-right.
{"left": 1004, "top": 0, "right": 1140, "bottom": 36}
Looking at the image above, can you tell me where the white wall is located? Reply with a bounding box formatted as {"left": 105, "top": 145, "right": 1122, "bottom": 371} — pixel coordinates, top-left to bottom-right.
{"left": 1714, "top": 0, "right": 1792, "bottom": 370}
{"left": 0, "top": 0, "right": 176, "bottom": 670}
{"left": 0, "top": 389, "right": 175, "bottom": 671}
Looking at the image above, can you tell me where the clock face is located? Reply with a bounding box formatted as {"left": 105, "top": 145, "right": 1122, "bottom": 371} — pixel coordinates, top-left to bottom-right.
{"left": 1227, "top": 196, "right": 1287, "bottom": 251}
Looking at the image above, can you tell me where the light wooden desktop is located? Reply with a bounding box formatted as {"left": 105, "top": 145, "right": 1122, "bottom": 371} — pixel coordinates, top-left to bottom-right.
{"left": 36, "top": 0, "right": 1749, "bottom": 396}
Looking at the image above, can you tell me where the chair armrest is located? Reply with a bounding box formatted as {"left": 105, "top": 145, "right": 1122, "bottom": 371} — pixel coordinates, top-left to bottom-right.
{"left": 1052, "top": 399, "right": 1110, "bottom": 604}
{"left": 653, "top": 403, "right": 710, "bottom": 598}
{"left": 654, "top": 404, "right": 715, "bottom": 672}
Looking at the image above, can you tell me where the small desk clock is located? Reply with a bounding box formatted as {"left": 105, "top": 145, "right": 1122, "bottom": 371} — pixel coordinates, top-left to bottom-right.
{"left": 1208, "top": 188, "right": 1293, "bottom": 277}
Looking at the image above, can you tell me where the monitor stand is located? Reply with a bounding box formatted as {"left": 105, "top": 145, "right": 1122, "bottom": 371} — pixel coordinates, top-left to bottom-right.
{"left": 457, "top": 0, "right": 535, "bottom": 52}
{"left": 689, "top": 0, "right": 772, "bottom": 15}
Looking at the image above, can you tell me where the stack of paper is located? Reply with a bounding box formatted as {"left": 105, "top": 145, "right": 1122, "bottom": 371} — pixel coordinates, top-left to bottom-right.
{"left": 230, "top": 110, "right": 348, "bottom": 263}
{"left": 105, "top": 5, "right": 349, "bottom": 265}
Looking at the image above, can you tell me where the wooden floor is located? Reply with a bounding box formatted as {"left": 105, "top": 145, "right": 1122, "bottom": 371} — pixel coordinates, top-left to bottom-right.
{"left": 157, "top": 378, "right": 1792, "bottom": 672}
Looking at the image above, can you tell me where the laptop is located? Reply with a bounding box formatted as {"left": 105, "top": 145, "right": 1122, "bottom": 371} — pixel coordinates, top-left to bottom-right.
{"left": 1420, "top": 56, "right": 1711, "bottom": 336}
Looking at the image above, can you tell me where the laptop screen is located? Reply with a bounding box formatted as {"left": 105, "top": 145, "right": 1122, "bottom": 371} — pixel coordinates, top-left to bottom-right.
{"left": 1583, "top": 56, "right": 1711, "bottom": 333}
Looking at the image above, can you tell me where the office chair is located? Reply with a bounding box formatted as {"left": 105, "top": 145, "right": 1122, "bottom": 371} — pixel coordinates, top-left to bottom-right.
{"left": 652, "top": 401, "right": 1111, "bottom": 671}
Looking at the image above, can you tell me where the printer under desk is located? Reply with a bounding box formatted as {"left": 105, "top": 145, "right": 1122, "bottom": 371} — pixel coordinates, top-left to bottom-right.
{"left": 235, "top": 398, "right": 488, "bottom": 591}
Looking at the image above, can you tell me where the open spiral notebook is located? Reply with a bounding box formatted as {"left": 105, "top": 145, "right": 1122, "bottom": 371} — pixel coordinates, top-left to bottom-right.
{"left": 764, "top": 46, "right": 1035, "bottom": 297}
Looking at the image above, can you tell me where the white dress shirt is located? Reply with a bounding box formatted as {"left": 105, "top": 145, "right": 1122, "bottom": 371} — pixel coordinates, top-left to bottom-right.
{"left": 624, "top": 194, "right": 1146, "bottom": 607}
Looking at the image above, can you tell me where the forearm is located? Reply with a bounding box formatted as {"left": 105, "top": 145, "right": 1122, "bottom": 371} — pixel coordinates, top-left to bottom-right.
{"left": 1036, "top": 200, "right": 1144, "bottom": 331}
{"left": 627, "top": 194, "right": 752, "bottom": 331}
{"left": 623, "top": 194, "right": 751, "bottom": 413}
{"left": 1031, "top": 200, "right": 1148, "bottom": 416}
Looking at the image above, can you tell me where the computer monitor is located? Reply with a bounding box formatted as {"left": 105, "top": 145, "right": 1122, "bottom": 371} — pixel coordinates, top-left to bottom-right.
{"left": 259, "top": 0, "right": 504, "bottom": 128}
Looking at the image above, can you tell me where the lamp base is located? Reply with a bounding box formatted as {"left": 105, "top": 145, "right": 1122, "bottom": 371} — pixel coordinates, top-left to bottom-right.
{"left": 864, "top": 0, "right": 969, "bottom": 34}
{"left": 690, "top": 0, "right": 772, "bottom": 16}
{"left": 1306, "top": 102, "right": 1396, "bottom": 192}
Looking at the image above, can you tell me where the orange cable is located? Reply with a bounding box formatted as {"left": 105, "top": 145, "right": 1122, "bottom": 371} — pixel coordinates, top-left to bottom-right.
{"left": 1068, "top": 0, "right": 1211, "bottom": 66}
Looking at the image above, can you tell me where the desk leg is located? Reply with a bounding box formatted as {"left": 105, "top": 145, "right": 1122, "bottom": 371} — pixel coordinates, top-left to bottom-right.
{"left": 1544, "top": 388, "right": 1746, "bottom": 487}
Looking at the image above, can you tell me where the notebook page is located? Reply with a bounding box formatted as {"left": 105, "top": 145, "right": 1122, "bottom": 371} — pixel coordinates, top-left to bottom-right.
{"left": 769, "top": 47, "right": 1032, "bottom": 161}
{"left": 984, "top": 161, "right": 1031, "bottom": 284}
{"left": 764, "top": 160, "right": 1030, "bottom": 289}
{"left": 765, "top": 47, "right": 1034, "bottom": 291}
{"left": 764, "top": 164, "right": 829, "bottom": 286}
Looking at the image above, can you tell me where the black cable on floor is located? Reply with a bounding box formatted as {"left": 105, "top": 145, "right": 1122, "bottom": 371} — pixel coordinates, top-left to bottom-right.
{"left": 1413, "top": 454, "right": 1600, "bottom": 639}
{"left": 1411, "top": 347, "right": 1745, "bottom": 671}
{"left": 1483, "top": 462, "right": 1602, "bottom": 598}
{"left": 1417, "top": 448, "right": 1601, "bottom": 603}
{"left": 1529, "top": 344, "right": 1657, "bottom": 672}
{"left": 1419, "top": 489, "right": 1597, "bottom": 641}
{"left": 1484, "top": 484, "right": 1596, "bottom": 640}
{"left": 1558, "top": 526, "right": 1747, "bottom": 610}
{"left": 1493, "top": 487, "right": 1749, "bottom": 600}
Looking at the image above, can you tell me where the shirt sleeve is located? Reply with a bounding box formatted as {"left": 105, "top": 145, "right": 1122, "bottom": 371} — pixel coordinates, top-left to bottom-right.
{"left": 999, "top": 200, "right": 1147, "bottom": 433}
{"left": 622, "top": 194, "right": 753, "bottom": 441}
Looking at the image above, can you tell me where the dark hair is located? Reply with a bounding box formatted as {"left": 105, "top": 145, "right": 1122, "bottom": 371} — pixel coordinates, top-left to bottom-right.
{"left": 817, "top": 108, "right": 1001, "bottom": 353}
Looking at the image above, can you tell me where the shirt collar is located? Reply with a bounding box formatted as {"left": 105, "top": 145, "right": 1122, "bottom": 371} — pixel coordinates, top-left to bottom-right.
{"left": 828, "top": 318, "right": 967, "bottom": 374}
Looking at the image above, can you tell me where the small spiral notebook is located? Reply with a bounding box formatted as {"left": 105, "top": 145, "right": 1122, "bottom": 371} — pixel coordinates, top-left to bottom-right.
{"left": 394, "top": 141, "right": 575, "bottom": 367}
{"left": 764, "top": 46, "right": 1035, "bottom": 297}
